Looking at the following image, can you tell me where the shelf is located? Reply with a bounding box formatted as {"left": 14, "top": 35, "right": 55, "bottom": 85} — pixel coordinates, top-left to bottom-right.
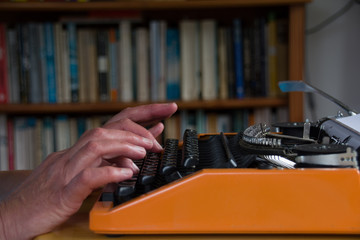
{"left": 0, "top": 0, "right": 311, "bottom": 12}
{"left": 0, "top": 98, "right": 287, "bottom": 115}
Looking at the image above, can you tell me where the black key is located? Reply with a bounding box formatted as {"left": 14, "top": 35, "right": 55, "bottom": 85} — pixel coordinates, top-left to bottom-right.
{"left": 182, "top": 129, "right": 199, "bottom": 168}
{"left": 160, "top": 139, "right": 179, "bottom": 175}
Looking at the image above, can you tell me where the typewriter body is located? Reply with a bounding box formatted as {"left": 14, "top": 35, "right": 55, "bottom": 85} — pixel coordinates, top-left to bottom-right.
{"left": 90, "top": 112, "right": 360, "bottom": 235}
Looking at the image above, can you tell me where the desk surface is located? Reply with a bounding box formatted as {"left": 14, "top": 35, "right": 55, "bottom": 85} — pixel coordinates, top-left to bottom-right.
{"left": 1, "top": 171, "right": 359, "bottom": 240}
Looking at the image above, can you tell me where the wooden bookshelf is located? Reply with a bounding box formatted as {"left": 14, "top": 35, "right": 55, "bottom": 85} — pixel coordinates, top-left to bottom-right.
{"left": 0, "top": 98, "right": 287, "bottom": 115}
{"left": 0, "top": 0, "right": 308, "bottom": 121}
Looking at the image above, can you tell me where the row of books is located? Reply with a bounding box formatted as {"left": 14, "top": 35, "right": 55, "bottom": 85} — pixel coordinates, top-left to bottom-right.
{"left": 0, "top": 107, "right": 287, "bottom": 171}
{"left": 0, "top": 13, "right": 288, "bottom": 104}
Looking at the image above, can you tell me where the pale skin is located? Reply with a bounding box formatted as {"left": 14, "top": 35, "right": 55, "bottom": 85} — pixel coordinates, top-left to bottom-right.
{"left": 0, "top": 102, "right": 178, "bottom": 240}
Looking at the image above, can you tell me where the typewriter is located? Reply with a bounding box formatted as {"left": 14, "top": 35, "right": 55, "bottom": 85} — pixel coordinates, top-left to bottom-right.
{"left": 90, "top": 81, "right": 360, "bottom": 235}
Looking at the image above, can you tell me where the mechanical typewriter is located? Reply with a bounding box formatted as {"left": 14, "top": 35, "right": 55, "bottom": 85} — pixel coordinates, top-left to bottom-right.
{"left": 90, "top": 81, "right": 360, "bottom": 235}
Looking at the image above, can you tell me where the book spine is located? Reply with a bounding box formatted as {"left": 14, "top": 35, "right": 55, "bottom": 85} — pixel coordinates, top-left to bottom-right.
{"left": 42, "top": 117, "right": 55, "bottom": 160}
{"left": 67, "top": 22, "right": 79, "bottom": 102}
{"left": 135, "top": 27, "right": 150, "bottom": 102}
{"left": 149, "top": 20, "right": 160, "bottom": 102}
{"left": 267, "top": 12, "right": 278, "bottom": 97}
{"left": 44, "top": 23, "right": 57, "bottom": 103}
{"left": 218, "top": 27, "right": 228, "bottom": 100}
{"left": 96, "top": 29, "right": 110, "bottom": 102}
{"left": 17, "top": 24, "right": 30, "bottom": 103}
{"left": 28, "top": 23, "right": 42, "bottom": 103}
{"left": 54, "top": 23, "right": 64, "bottom": 103}
{"left": 0, "top": 115, "right": 8, "bottom": 171}
{"left": 233, "top": 19, "right": 245, "bottom": 99}
{"left": 38, "top": 24, "right": 49, "bottom": 103}
{"left": 0, "top": 23, "right": 8, "bottom": 103}
{"left": 180, "top": 20, "right": 200, "bottom": 101}
{"left": 7, "top": 118, "right": 14, "bottom": 170}
{"left": 109, "top": 28, "right": 119, "bottom": 102}
{"left": 201, "top": 19, "right": 218, "bottom": 100}
{"left": 119, "top": 20, "right": 133, "bottom": 102}
{"left": 166, "top": 27, "right": 180, "bottom": 100}
{"left": 6, "top": 28, "right": 20, "bottom": 103}
{"left": 158, "top": 21, "right": 167, "bottom": 101}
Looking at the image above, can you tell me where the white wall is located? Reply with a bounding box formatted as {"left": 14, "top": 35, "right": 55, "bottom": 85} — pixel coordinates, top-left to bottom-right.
{"left": 304, "top": 0, "right": 360, "bottom": 121}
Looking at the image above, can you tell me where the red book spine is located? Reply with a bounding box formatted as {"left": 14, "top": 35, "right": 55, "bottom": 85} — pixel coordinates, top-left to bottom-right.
{"left": 0, "top": 23, "right": 8, "bottom": 103}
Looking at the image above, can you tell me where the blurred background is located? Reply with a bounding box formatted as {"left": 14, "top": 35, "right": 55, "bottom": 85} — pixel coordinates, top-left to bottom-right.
{"left": 304, "top": 0, "right": 360, "bottom": 120}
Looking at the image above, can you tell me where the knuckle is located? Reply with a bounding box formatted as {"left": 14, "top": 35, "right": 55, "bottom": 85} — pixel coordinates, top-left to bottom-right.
{"left": 84, "top": 140, "right": 102, "bottom": 155}
{"left": 89, "top": 127, "right": 107, "bottom": 139}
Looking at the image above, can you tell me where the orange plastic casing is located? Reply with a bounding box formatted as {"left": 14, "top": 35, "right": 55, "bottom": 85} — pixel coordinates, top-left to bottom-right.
{"left": 89, "top": 168, "right": 360, "bottom": 235}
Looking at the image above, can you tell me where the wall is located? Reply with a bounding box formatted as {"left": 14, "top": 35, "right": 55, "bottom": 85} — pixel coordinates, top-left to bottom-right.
{"left": 304, "top": 0, "right": 360, "bottom": 121}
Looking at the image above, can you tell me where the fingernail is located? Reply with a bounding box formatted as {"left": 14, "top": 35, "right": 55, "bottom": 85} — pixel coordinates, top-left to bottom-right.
{"left": 121, "top": 168, "right": 133, "bottom": 177}
{"left": 132, "top": 162, "right": 140, "bottom": 173}
{"left": 155, "top": 141, "right": 163, "bottom": 150}
{"left": 142, "top": 137, "right": 153, "bottom": 145}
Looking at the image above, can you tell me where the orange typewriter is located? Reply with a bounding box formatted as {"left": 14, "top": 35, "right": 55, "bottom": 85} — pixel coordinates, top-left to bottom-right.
{"left": 90, "top": 114, "right": 360, "bottom": 235}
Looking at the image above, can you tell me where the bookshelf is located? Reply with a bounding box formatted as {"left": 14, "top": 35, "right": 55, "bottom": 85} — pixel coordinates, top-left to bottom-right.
{"left": 0, "top": 0, "right": 309, "bottom": 170}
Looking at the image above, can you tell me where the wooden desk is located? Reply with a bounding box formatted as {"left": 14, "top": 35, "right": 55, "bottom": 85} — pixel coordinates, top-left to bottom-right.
{"left": 1, "top": 171, "right": 359, "bottom": 240}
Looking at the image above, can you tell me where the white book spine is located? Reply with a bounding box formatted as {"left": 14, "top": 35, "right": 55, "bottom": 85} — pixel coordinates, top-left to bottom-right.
{"left": 180, "top": 20, "right": 200, "bottom": 101}
{"left": 119, "top": 21, "right": 133, "bottom": 102}
{"left": 201, "top": 19, "right": 217, "bottom": 100}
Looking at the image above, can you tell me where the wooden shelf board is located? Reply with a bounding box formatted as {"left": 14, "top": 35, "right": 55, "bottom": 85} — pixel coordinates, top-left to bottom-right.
{"left": 0, "top": 0, "right": 311, "bottom": 11}
{"left": 0, "top": 98, "right": 287, "bottom": 115}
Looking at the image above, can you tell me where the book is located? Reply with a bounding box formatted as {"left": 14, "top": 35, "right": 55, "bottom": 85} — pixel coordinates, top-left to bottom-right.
{"left": 67, "top": 22, "right": 79, "bottom": 102}
{"left": 200, "top": 19, "right": 218, "bottom": 100}
{"left": 158, "top": 21, "right": 167, "bottom": 101}
{"left": 149, "top": 20, "right": 167, "bottom": 101}
{"left": 6, "top": 27, "right": 21, "bottom": 103}
{"left": 0, "top": 23, "right": 8, "bottom": 104}
{"left": 78, "top": 28, "right": 98, "bottom": 103}
{"left": 28, "top": 23, "right": 42, "bottom": 103}
{"left": 267, "top": 12, "right": 278, "bottom": 97}
{"left": 0, "top": 115, "right": 8, "bottom": 171}
{"left": 180, "top": 20, "right": 200, "bottom": 101}
{"left": 38, "top": 23, "right": 49, "bottom": 103}
{"left": 55, "top": 115, "right": 71, "bottom": 151}
{"left": 44, "top": 22, "right": 57, "bottom": 103}
{"left": 109, "top": 28, "right": 119, "bottom": 102}
{"left": 218, "top": 27, "right": 228, "bottom": 100}
{"left": 17, "top": 24, "right": 31, "bottom": 103}
{"left": 276, "top": 18, "right": 289, "bottom": 97}
{"left": 233, "top": 19, "right": 245, "bottom": 99}
{"left": 14, "top": 117, "right": 29, "bottom": 170}
{"left": 7, "top": 118, "right": 14, "bottom": 170}
{"left": 135, "top": 27, "right": 150, "bottom": 102}
{"left": 119, "top": 20, "right": 133, "bottom": 102}
{"left": 42, "top": 117, "right": 55, "bottom": 160}
{"left": 96, "top": 29, "right": 110, "bottom": 102}
{"left": 166, "top": 27, "right": 180, "bottom": 100}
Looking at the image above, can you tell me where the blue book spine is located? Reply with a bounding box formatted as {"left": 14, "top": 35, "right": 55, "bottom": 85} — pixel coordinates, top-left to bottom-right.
{"left": 67, "top": 23, "right": 79, "bottom": 102}
{"left": 166, "top": 28, "right": 180, "bottom": 100}
{"left": 233, "top": 19, "right": 244, "bottom": 99}
{"left": 44, "top": 23, "right": 57, "bottom": 103}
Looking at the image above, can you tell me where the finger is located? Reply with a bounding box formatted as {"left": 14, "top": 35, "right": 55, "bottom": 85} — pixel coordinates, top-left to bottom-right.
{"left": 66, "top": 128, "right": 153, "bottom": 161}
{"left": 147, "top": 122, "right": 164, "bottom": 138}
{"left": 106, "top": 157, "right": 140, "bottom": 174}
{"left": 62, "top": 166, "right": 133, "bottom": 211}
{"left": 105, "top": 102, "right": 178, "bottom": 127}
{"left": 64, "top": 140, "right": 147, "bottom": 182}
{"left": 104, "top": 118, "right": 163, "bottom": 152}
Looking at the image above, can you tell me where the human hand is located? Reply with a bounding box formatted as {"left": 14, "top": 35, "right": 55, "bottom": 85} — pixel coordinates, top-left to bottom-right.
{"left": 0, "top": 103, "right": 178, "bottom": 240}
